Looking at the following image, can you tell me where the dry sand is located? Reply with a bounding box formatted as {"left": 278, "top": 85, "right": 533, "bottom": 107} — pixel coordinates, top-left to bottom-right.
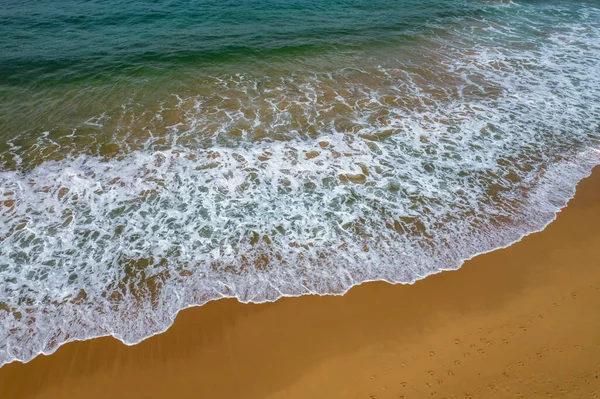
{"left": 1, "top": 169, "right": 600, "bottom": 399}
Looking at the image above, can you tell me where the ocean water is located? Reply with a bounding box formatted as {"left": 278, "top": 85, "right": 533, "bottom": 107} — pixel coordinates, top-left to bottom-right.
{"left": 1, "top": 0, "right": 600, "bottom": 366}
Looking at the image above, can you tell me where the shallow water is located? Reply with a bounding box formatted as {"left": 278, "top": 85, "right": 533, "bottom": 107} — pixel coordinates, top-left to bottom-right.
{"left": 1, "top": 0, "right": 600, "bottom": 366}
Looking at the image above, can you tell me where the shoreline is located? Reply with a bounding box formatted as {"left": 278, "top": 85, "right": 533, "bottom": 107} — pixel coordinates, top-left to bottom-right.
{"left": 1, "top": 166, "right": 600, "bottom": 398}
{"left": 2, "top": 155, "right": 597, "bottom": 369}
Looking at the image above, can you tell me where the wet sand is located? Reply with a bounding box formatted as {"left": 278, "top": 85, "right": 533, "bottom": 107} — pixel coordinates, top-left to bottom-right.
{"left": 1, "top": 168, "right": 600, "bottom": 399}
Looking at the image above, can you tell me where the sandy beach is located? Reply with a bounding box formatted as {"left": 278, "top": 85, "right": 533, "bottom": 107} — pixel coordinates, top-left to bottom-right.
{"left": 1, "top": 167, "right": 599, "bottom": 399}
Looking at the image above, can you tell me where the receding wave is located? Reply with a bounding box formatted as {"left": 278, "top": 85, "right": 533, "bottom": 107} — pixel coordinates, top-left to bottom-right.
{"left": 1, "top": 1, "right": 600, "bottom": 366}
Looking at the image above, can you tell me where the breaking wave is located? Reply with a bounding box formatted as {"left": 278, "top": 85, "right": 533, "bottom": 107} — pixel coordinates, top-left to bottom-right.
{"left": 1, "top": 1, "right": 600, "bottom": 366}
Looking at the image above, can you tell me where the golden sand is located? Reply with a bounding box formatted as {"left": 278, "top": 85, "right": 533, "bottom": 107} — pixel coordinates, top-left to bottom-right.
{"left": 1, "top": 169, "right": 600, "bottom": 399}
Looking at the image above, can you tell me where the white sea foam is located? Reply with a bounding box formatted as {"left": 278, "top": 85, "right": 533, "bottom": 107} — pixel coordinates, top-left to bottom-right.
{"left": 1, "top": 2, "right": 600, "bottom": 366}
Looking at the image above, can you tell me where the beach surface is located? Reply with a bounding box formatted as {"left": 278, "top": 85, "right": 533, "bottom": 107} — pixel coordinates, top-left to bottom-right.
{"left": 1, "top": 168, "right": 599, "bottom": 398}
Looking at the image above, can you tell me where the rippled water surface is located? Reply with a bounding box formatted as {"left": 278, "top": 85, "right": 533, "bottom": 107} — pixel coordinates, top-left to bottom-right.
{"left": 1, "top": 0, "right": 600, "bottom": 365}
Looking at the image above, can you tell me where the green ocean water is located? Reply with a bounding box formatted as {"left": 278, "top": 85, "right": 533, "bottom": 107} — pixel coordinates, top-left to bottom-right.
{"left": 1, "top": 0, "right": 600, "bottom": 365}
{"left": 1, "top": 0, "right": 482, "bottom": 80}
{"left": 1, "top": 0, "right": 478, "bottom": 150}
{"left": 0, "top": 0, "right": 566, "bottom": 152}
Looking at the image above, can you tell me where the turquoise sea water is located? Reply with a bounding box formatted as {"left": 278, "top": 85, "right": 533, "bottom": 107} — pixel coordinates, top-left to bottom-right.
{"left": 1, "top": 0, "right": 599, "bottom": 365}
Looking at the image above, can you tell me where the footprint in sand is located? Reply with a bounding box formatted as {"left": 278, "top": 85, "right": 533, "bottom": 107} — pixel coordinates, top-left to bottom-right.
{"left": 429, "top": 351, "right": 435, "bottom": 356}
{"left": 448, "top": 370, "right": 455, "bottom": 376}
{"left": 502, "top": 338, "right": 510, "bottom": 344}
{"left": 455, "top": 338, "right": 461, "bottom": 345}
{"left": 428, "top": 370, "right": 435, "bottom": 376}
{"left": 464, "top": 352, "right": 470, "bottom": 358}
{"left": 519, "top": 326, "right": 527, "bottom": 332}
{"left": 399, "top": 382, "right": 407, "bottom": 388}
{"left": 454, "top": 360, "right": 461, "bottom": 365}
{"left": 478, "top": 349, "right": 485, "bottom": 354}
